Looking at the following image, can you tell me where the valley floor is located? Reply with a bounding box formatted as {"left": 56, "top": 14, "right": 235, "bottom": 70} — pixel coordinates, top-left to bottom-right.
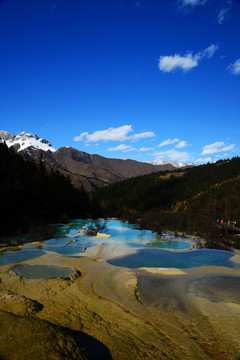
{"left": 1, "top": 247, "right": 240, "bottom": 360}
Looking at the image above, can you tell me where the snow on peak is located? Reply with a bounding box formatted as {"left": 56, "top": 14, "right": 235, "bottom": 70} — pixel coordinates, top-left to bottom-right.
{"left": 0, "top": 130, "right": 55, "bottom": 152}
{"left": 0, "top": 130, "right": 15, "bottom": 141}
{"left": 145, "top": 160, "right": 197, "bottom": 168}
{"left": 145, "top": 160, "right": 185, "bottom": 168}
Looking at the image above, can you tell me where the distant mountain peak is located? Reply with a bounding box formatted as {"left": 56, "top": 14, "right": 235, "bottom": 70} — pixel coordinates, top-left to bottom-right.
{"left": 0, "top": 130, "right": 55, "bottom": 153}
{"left": 1, "top": 129, "right": 191, "bottom": 191}
{"left": 145, "top": 159, "right": 195, "bottom": 168}
{"left": 0, "top": 130, "right": 15, "bottom": 141}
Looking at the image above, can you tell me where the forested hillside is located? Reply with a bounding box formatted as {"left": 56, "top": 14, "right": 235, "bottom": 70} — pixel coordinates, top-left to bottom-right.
{"left": 2, "top": 137, "right": 240, "bottom": 245}
{"left": 94, "top": 157, "right": 240, "bottom": 238}
{"left": 0, "top": 142, "right": 101, "bottom": 237}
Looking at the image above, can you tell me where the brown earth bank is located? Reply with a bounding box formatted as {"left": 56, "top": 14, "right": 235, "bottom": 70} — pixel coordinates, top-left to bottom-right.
{"left": 1, "top": 249, "right": 240, "bottom": 360}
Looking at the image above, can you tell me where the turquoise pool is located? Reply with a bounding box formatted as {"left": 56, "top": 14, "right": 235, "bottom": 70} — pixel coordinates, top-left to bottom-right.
{"left": 43, "top": 219, "right": 191, "bottom": 252}
{"left": 0, "top": 248, "right": 45, "bottom": 265}
{"left": 107, "top": 248, "right": 240, "bottom": 269}
{"left": 0, "top": 219, "right": 191, "bottom": 265}
{"left": 1, "top": 219, "right": 239, "bottom": 269}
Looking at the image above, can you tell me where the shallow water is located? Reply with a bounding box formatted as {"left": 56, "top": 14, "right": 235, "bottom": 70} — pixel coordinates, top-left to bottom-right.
{"left": 43, "top": 219, "right": 191, "bottom": 254}
{"left": 42, "top": 245, "right": 85, "bottom": 255}
{"left": 146, "top": 240, "right": 190, "bottom": 249}
{"left": 107, "top": 248, "right": 240, "bottom": 269}
{"left": 12, "top": 264, "right": 75, "bottom": 279}
{"left": 0, "top": 248, "right": 45, "bottom": 265}
{"left": 0, "top": 219, "right": 202, "bottom": 266}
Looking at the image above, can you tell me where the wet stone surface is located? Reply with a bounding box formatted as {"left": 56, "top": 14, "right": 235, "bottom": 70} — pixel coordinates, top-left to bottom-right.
{"left": 11, "top": 264, "right": 75, "bottom": 279}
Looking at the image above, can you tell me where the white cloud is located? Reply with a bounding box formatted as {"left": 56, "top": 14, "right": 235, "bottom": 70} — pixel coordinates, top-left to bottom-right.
{"left": 196, "top": 44, "right": 218, "bottom": 60}
{"left": 139, "top": 147, "right": 154, "bottom": 151}
{"left": 107, "top": 144, "right": 136, "bottom": 152}
{"left": 153, "top": 149, "right": 190, "bottom": 162}
{"left": 159, "top": 54, "right": 198, "bottom": 73}
{"left": 222, "top": 144, "right": 235, "bottom": 152}
{"left": 201, "top": 141, "right": 235, "bottom": 155}
{"left": 159, "top": 44, "right": 218, "bottom": 73}
{"left": 217, "top": 8, "right": 229, "bottom": 24}
{"left": 195, "top": 157, "right": 212, "bottom": 163}
{"left": 181, "top": 0, "right": 207, "bottom": 6}
{"left": 175, "top": 140, "right": 187, "bottom": 149}
{"left": 158, "top": 138, "right": 179, "bottom": 147}
{"left": 228, "top": 59, "right": 240, "bottom": 75}
{"left": 131, "top": 131, "right": 155, "bottom": 140}
{"left": 74, "top": 125, "right": 132, "bottom": 142}
{"left": 74, "top": 125, "right": 155, "bottom": 143}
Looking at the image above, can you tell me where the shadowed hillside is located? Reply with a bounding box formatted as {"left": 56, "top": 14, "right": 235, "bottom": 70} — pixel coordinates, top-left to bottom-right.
{"left": 0, "top": 142, "right": 101, "bottom": 237}
{"left": 94, "top": 157, "right": 240, "bottom": 243}
{"left": 0, "top": 130, "right": 177, "bottom": 192}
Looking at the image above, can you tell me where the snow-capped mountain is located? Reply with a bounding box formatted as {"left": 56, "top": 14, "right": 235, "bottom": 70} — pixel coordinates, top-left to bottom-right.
{"left": 0, "top": 130, "right": 194, "bottom": 191}
{"left": 0, "top": 131, "right": 55, "bottom": 153}
{"left": 145, "top": 159, "right": 185, "bottom": 168}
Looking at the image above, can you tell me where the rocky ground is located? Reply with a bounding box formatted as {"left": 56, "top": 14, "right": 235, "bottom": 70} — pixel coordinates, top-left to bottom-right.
{"left": 1, "top": 247, "right": 240, "bottom": 360}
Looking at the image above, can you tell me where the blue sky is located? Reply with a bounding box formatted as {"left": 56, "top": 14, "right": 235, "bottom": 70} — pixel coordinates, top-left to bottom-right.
{"left": 0, "top": 0, "right": 240, "bottom": 164}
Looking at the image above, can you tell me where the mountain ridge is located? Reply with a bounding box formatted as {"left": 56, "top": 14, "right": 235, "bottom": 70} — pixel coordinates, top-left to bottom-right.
{"left": 0, "top": 130, "right": 184, "bottom": 191}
